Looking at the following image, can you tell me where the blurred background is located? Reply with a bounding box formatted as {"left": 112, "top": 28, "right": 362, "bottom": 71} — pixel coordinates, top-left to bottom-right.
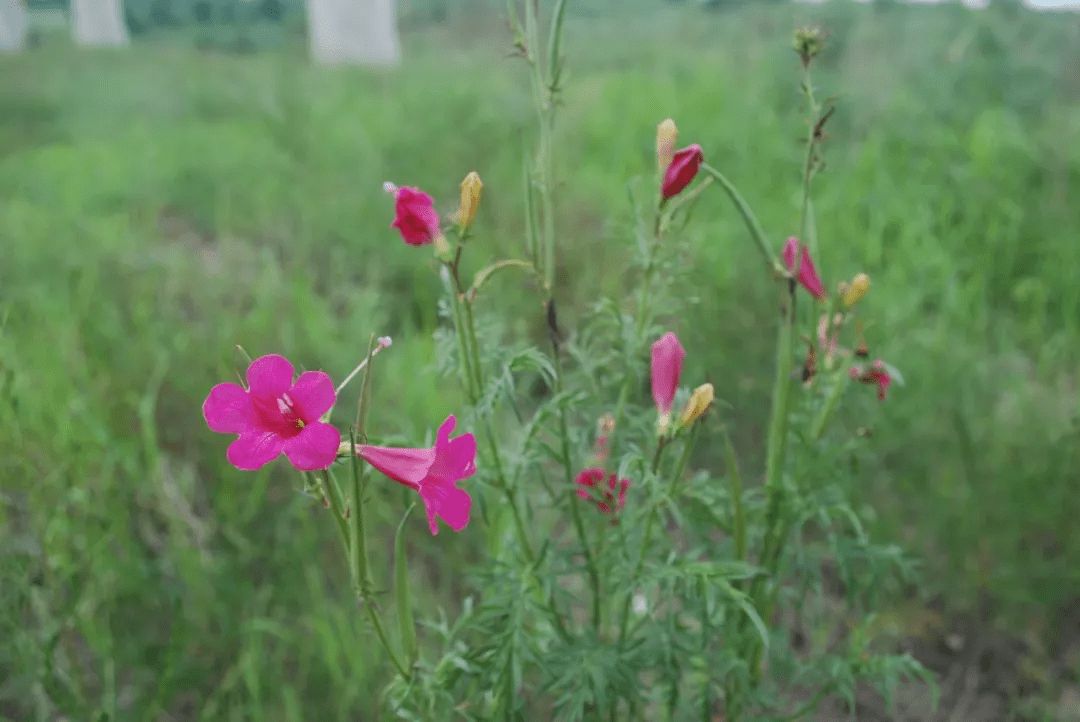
{"left": 1, "top": 0, "right": 1078, "bottom": 719}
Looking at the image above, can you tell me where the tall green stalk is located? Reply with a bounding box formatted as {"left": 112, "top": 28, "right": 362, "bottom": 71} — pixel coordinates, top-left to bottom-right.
{"left": 747, "top": 60, "right": 824, "bottom": 691}
{"left": 516, "top": 0, "right": 603, "bottom": 631}
{"left": 447, "top": 265, "right": 535, "bottom": 563}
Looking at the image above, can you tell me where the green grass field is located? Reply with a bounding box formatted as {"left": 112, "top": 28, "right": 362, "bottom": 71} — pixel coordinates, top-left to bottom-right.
{"left": 1, "top": 2, "right": 1079, "bottom": 719}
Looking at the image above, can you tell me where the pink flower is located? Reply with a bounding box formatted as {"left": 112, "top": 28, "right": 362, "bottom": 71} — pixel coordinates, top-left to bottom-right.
{"left": 203, "top": 354, "right": 341, "bottom": 472}
{"left": 850, "top": 360, "right": 892, "bottom": 401}
{"left": 651, "top": 331, "right": 685, "bottom": 429}
{"left": 661, "top": 144, "right": 704, "bottom": 199}
{"left": 575, "top": 468, "right": 630, "bottom": 518}
{"left": 390, "top": 185, "right": 442, "bottom": 246}
{"left": 357, "top": 415, "right": 475, "bottom": 535}
{"left": 782, "top": 237, "right": 826, "bottom": 300}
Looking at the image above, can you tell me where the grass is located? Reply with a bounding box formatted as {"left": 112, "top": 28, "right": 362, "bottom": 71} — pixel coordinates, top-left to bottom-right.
{"left": 1, "top": 2, "right": 1079, "bottom": 719}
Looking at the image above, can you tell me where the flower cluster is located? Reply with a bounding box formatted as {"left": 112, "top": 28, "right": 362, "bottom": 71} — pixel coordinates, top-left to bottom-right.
{"left": 204, "top": 353, "right": 477, "bottom": 536}
{"left": 194, "top": 23, "right": 917, "bottom": 719}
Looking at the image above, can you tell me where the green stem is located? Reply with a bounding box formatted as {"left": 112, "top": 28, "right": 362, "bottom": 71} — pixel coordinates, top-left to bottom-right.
{"left": 667, "top": 424, "right": 699, "bottom": 498}
{"left": 345, "top": 448, "right": 369, "bottom": 591}
{"left": 798, "top": 70, "right": 818, "bottom": 252}
{"left": 319, "top": 469, "right": 349, "bottom": 550}
{"left": 747, "top": 62, "right": 823, "bottom": 689}
{"left": 524, "top": 0, "right": 556, "bottom": 293}
{"left": 322, "top": 468, "right": 410, "bottom": 680}
{"left": 699, "top": 163, "right": 780, "bottom": 273}
{"left": 364, "top": 603, "right": 410, "bottom": 680}
{"left": 450, "top": 263, "right": 536, "bottom": 565}
{"left": 556, "top": 344, "right": 602, "bottom": 627}
{"left": 448, "top": 274, "right": 479, "bottom": 403}
{"left": 699, "top": 576, "right": 711, "bottom": 722}
{"left": 617, "top": 432, "right": 680, "bottom": 645}
{"left": 607, "top": 212, "right": 664, "bottom": 460}
{"left": 723, "top": 430, "right": 747, "bottom": 567}
{"left": 809, "top": 372, "right": 846, "bottom": 441}
{"left": 462, "top": 297, "right": 486, "bottom": 409}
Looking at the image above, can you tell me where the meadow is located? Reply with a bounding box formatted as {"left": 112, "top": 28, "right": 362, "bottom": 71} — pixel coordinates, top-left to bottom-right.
{"left": 1, "top": 1, "right": 1079, "bottom": 719}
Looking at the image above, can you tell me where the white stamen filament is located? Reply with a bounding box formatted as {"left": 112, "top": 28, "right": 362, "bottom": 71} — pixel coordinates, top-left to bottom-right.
{"left": 335, "top": 336, "right": 394, "bottom": 394}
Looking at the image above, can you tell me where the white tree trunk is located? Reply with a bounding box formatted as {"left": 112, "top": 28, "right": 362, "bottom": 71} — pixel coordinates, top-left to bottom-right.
{"left": 71, "top": 0, "right": 129, "bottom": 47}
{"left": 0, "top": 0, "right": 28, "bottom": 54}
{"left": 308, "top": 0, "right": 401, "bottom": 67}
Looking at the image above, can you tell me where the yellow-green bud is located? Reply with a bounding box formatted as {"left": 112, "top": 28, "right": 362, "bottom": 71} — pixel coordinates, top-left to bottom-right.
{"left": 678, "top": 383, "right": 714, "bottom": 429}
{"left": 843, "top": 273, "right": 870, "bottom": 309}
{"left": 457, "top": 171, "right": 483, "bottom": 232}
{"left": 656, "top": 118, "right": 678, "bottom": 173}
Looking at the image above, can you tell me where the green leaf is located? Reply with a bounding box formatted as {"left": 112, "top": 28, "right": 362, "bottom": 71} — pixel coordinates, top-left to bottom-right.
{"left": 718, "top": 581, "right": 770, "bottom": 657}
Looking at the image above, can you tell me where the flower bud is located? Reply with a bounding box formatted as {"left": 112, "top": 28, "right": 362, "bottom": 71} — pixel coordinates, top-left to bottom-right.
{"left": 678, "top": 383, "right": 714, "bottom": 429}
{"left": 843, "top": 273, "right": 870, "bottom": 309}
{"left": 794, "top": 25, "right": 826, "bottom": 68}
{"left": 656, "top": 119, "right": 678, "bottom": 174}
{"left": 651, "top": 332, "right": 686, "bottom": 435}
{"left": 457, "top": 171, "right": 483, "bottom": 232}
{"left": 390, "top": 185, "right": 441, "bottom": 247}
{"left": 661, "top": 144, "right": 703, "bottom": 200}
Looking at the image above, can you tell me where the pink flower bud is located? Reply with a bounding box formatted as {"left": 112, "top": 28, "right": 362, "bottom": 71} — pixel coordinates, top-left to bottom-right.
{"left": 390, "top": 186, "right": 442, "bottom": 247}
{"left": 661, "top": 144, "right": 703, "bottom": 199}
{"left": 782, "top": 237, "right": 826, "bottom": 300}
{"left": 651, "top": 332, "right": 685, "bottom": 432}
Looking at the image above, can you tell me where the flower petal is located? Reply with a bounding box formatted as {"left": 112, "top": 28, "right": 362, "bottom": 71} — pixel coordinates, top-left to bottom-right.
{"left": 782, "top": 236, "right": 799, "bottom": 271}
{"left": 391, "top": 186, "right": 441, "bottom": 246}
{"left": 227, "top": 430, "right": 285, "bottom": 471}
{"left": 427, "top": 416, "right": 477, "bottom": 484}
{"left": 203, "top": 382, "right": 252, "bottom": 434}
{"left": 282, "top": 422, "right": 341, "bottom": 471}
{"left": 651, "top": 332, "right": 685, "bottom": 415}
{"left": 289, "top": 371, "right": 336, "bottom": 423}
{"left": 782, "top": 238, "right": 826, "bottom": 300}
{"left": 420, "top": 482, "right": 472, "bottom": 535}
{"left": 246, "top": 354, "right": 294, "bottom": 398}
{"left": 661, "top": 144, "right": 703, "bottom": 199}
{"left": 357, "top": 444, "right": 434, "bottom": 488}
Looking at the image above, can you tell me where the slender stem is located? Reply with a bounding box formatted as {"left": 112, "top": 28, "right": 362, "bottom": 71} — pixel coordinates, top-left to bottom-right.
{"left": 451, "top": 255, "right": 571, "bottom": 640}
{"left": 344, "top": 452, "right": 369, "bottom": 591}
{"left": 364, "top": 604, "right": 410, "bottom": 679}
{"left": 699, "top": 576, "right": 711, "bottom": 722}
{"left": 747, "top": 61, "right": 823, "bottom": 689}
{"left": 319, "top": 469, "right": 349, "bottom": 550}
{"left": 607, "top": 212, "right": 664, "bottom": 460}
{"left": 322, "top": 468, "right": 410, "bottom": 680}
{"left": 449, "top": 262, "right": 536, "bottom": 564}
{"left": 667, "top": 424, "right": 699, "bottom": 497}
{"left": 486, "top": 419, "right": 535, "bottom": 563}
{"left": 798, "top": 70, "right": 818, "bottom": 252}
{"left": 556, "top": 343, "right": 602, "bottom": 627}
{"left": 462, "top": 297, "right": 486, "bottom": 408}
{"left": 723, "top": 430, "right": 747, "bottom": 566}
{"left": 700, "top": 163, "right": 780, "bottom": 273}
{"left": 617, "top": 432, "right": 681, "bottom": 644}
{"left": 809, "top": 372, "right": 846, "bottom": 441}
{"left": 448, "top": 274, "right": 479, "bottom": 403}
{"left": 335, "top": 339, "right": 390, "bottom": 395}
{"left": 524, "top": 0, "right": 556, "bottom": 292}
{"left": 757, "top": 279, "right": 796, "bottom": 570}
{"left": 594, "top": 512, "right": 608, "bottom": 632}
